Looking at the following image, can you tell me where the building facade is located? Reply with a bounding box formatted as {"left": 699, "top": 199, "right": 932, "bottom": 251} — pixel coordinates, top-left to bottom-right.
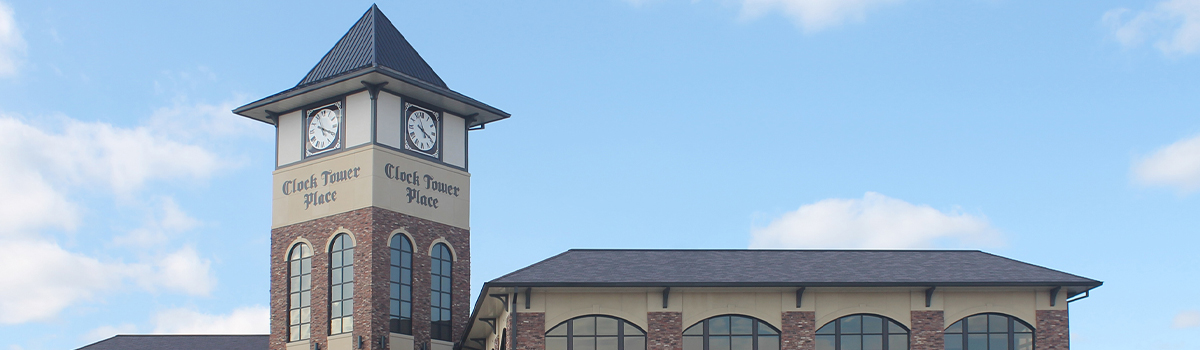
{"left": 461, "top": 250, "right": 1100, "bottom": 350}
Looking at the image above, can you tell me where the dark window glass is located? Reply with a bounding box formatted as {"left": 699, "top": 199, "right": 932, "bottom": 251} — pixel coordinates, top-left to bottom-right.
{"left": 287, "top": 243, "right": 313, "bottom": 342}
{"left": 430, "top": 243, "right": 453, "bottom": 341}
{"left": 814, "top": 314, "right": 908, "bottom": 350}
{"left": 682, "top": 315, "right": 780, "bottom": 350}
{"left": 944, "top": 313, "right": 1035, "bottom": 350}
{"left": 545, "top": 316, "right": 646, "bottom": 350}
{"left": 329, "top": 234, "right": 354, "bottom": 335}
{"left": 389, "top": 234, "right": 413, "bottom": 334}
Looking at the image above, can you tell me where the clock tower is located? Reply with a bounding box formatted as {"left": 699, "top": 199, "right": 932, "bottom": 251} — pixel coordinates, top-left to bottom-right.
{"left": 234, "top": 5, "right": 509, "bottom": 350}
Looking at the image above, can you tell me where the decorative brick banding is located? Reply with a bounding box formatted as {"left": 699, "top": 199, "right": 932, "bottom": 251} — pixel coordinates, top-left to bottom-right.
{"left": 514, "top": 312, "right": 545, "bottom": 350}
{"left": 270, "top": 207, "right": 471, "bottom": 350}
{"left": 909, "top": 311, "right": 944, "bottom": 350}
{"left": 1036, "top": 310, "right": 1069, "bottom": 350}
{"left": 647, "top": 312, "right": 682, "bottom": 350}
{"left": 781, "top": 311, "right": 815, "bottom": 350}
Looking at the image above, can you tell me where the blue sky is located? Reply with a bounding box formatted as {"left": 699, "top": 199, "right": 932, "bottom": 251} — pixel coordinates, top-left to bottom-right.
{"left": 0, "top": 0, "right": 1198, "bottom": 349}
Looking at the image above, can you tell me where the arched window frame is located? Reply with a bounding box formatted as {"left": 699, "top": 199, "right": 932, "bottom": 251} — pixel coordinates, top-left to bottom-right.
{"left": 682, "top": 314, "right": 781, "bottom": 350}
{"left": 430, "top": 243, "right": 453, "bottom": 341}
{"left": 287, "top": 243, "right": 313, "bottom": 342}
{"left": 389, "top": 232, "right": 414, "bottom": 334}
{"left": 943, "top": 313, "right": 1034, "bottom": 350}
{"left": 545, "top": 315, "right": 646, "bottom": 350}
{"left": 815, "top": 314, "right": 909, "bottom": 350}
{"left": 329, "top": 233, "right": 355, "bottom": 335}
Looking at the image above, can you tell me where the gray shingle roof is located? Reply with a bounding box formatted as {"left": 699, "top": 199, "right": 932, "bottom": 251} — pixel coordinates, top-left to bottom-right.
{"left": 297, "top": 4, "right": 446, "bottom": 89}
{"left": 489, "top": 250, "right": 1101, "bottom": 288}
{"left": 77, "top": 335, "right": 267, "bottom": 350}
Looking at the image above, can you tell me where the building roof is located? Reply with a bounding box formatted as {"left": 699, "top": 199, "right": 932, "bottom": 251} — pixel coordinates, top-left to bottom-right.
{"left": 489, "top": 249, "right": 1102, "bottom": 291}
{"left": 297, "top": 4, "right": 446, "bottom": 89}
{"left": 77, "top": 335, "right": 267, "bottom": 350}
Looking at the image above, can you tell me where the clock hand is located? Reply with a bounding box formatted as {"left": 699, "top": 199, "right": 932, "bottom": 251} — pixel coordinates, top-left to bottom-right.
{"left": 416, "top": 124, "right": 431, "bottom": 139}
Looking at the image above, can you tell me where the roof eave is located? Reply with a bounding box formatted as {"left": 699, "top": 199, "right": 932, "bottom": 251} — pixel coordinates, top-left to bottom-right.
{"left": 233, "top": 66, "right": 509, "bottom": 127}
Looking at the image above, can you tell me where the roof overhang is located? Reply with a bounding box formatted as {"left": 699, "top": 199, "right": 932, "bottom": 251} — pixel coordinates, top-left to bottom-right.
{"left": 233, "top": 66, "right": 509, "bottom": 128}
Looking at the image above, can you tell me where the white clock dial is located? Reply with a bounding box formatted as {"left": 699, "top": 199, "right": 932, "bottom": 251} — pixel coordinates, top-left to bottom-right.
{"left": 406, "top": 110, "right": 437, "bottom": 152}
{"left": 307, "top": 108, "right": 339, "bottom": 150}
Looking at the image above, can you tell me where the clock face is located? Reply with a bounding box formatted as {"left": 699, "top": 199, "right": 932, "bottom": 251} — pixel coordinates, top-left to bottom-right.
{"left": 306, "top": 105, "right": 340, "bottom": 154}
{"left": 406, "top": 108, "right": 438, "bottom": 153}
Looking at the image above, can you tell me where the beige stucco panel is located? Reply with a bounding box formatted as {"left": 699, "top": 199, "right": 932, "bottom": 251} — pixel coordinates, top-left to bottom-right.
{"left": 813, "top": 291, "right": 912, "bottom": 329}
{"left": 943, "top": 290, "right": 1038, "bottom": 328}
{"left": 373, "top": 147, "right": 470, "bottom": 229}
{"left": 377, "top": 91, "right": 403, "bottom": 149}
{"left": 328, "top": 334, "right": 353, "bottom": 350}
{"left": 432, "top": 340, "right": 454, "bottom": 350}
{"left": 271, "top": 145, "right": 469, "bottom": 229}
{"left": 443, "top": 111, "right": 466, "bottom": 168}
{"left": 542, "top": 291, "right": 651, "bottom": 331}
{"left": 680, "top": 291, "right": 784, "bottom": 330}
{"left": 277, "top": 110, "right": 302, "bottom": 167}
{"left": 345, "top": 91, "right": 372, "bottom": 148}
{"left": 285, "top": 340, "right": 309, "bottom": 350}
{"left": 272, "top": 147, "right": 375, "bottom": 228}
{"left": 389, "top": 334, "right": 415, "bottom": 350}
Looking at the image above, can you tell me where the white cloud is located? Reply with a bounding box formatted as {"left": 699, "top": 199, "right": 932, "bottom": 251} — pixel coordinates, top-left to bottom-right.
{"left": 139, "top": 246, "right": 216, "bottom": 296}
{"left": 1134, "top": 134, "right": 1200, "bottom": 193}
{"left": 750, "top": 192, "right": 1002, "bottom": 249}
{"left": 114, "top": 197, "right": 201, "bottom": 247}
{"left": 0, "top": 113, "right": 226, "bottom": 324}
{"left": 0, "top": 239, "right": 125, "bottom": 324}
{"left": 147, "top": 97, "right": 263, "bottom": 142}
{"left": 1104, "top": 0, "right": 1200, "bottom": 56}
{"left": 0, "top": 1, "right": 25, "bottom": 77}
{"left": 1173, "top": 310, "right": 1200, "bottom": 328}
{"left": 82, "top": 324, "right": 137, "bottom": 343}
{"left": 739, "top": 0, "right": 904, "bottom": 32}
{"left": 152, "top": 306, "right": 269, "bottom": 334}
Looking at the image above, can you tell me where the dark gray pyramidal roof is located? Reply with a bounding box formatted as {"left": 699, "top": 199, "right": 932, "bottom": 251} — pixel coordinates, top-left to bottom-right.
{"left": 77, "top": 335, "right": 267, "bottom": 350}
{"left": 297, "top": 4, "right": 446, "bottom": 89}
{"left": 490, "top": 250, "right": 1101, "bottom": 291}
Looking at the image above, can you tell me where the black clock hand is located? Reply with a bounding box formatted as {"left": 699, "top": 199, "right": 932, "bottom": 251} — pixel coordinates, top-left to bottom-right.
{"left": 417, "top": 124, "right": 432, "bottom": 139}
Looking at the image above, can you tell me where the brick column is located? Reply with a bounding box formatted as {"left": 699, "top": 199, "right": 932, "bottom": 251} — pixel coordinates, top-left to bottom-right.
{"left": 514, "top": 312, "right": 545, "bottom": 350}
{"left": 1036, "top": 310, "right": 1068, "bottom": 350}
{"left": 647, "top": 312, "right": 682, "bottom": 350}
{"left": 781, "top": 311, "right": 815, "bottom": 350}
{"left": 910, "top": 311, "right": 944, "bottom": 350}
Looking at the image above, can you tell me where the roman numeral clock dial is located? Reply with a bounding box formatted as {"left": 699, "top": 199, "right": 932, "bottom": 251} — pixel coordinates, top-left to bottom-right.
{"left": 404, "top": 104, "right": 439, "bottom": 158}
{"left": 305, "top": 104, "right": 341, "bottom": 156}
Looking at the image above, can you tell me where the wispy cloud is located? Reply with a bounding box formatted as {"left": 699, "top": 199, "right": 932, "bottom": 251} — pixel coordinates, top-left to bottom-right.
{"left": 0, "top": 1, "right": 25, "bottom": 77}
{"left": 82, "top": 324, "right": 137, "bottom": 344}
{"left": 1174, "top": 310, "right": 1200, "bottom": 328}
{"left": 152, "top": 306, "right": 269, "bottom": 334}
{"left": 739, "top": 0, "right": 905, "bottom": 33}
{"left": 0, "top": 110, "right": 230, "bottom": 324}
{"left": 1133, "top": 134, "right": 1200, "bottom": 194}
{"left": 1103, "top": 0, "right": 1200, "bottom": 56}
{"left": 750, "top": 192, "right": 1002, "bottom": 249}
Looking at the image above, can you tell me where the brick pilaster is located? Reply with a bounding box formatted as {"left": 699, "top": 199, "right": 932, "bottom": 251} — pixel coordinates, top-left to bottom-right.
{"left": 514, "top": 312, "right": 545, "bottom": 350}
{"left": 1036, "top": 310, "right": 1068, "bottom": 350}
{"left": 781, "top": 311, "right": 815, "bottom": 350}
{"left": 910, "top": 311, "right": 944, "bottom": 350}
{"left": 647, "top": 312, "right": 682, "bottom": 350}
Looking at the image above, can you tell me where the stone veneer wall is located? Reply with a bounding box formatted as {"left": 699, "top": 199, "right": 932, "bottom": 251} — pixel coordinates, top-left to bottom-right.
{"left": 781, "top": 311, "right": 815, "bottom": 350}
{"left": 514, "top": 313, "right": 545, "bottom": 350}
{"left": 1036, "top": 310, "right": 1069, "bottom": 350}
{"left": 910, "top": 311, "right": 944, "bottom": 350}
{"left": 647, "top": 312, "right": 682, "bottom": 350}
{"left": 269, "top": 207, "right": 471, "bottom": 350}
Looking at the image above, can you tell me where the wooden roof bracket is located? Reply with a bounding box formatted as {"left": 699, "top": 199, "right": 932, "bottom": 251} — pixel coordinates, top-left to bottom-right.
{"left": 925, "top": 287, "right": 936, "bottom": 308}
{"left": 795, "top": 287, "right": 806, "bottom": 308}
{"left": 1049, "top": 286, "right": 1062, "bottom": 307}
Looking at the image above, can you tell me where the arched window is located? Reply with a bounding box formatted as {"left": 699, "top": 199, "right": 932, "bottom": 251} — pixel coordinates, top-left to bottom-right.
{"left": 944, "top": 313, "right": 1033, "bottom": 350}
{"left": 329, "top": 234, "right": 354, "bottom": 335}
{"left": 815, "top": 314, "right": 908, "bottom": 350}
{"left": 389, "top": 234, "right": 413, "bottom": 334}
{"left": 430, "top": 243, "right": 453, "bottom": 341}
{"left": 545, "top": 315, "right": 646, "bottom": 350}
{"left": 683, "top": 315, "right": 780, "bottom": 350}
{"left": 287, "top": 243, "right": 312, "bottom": 341}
